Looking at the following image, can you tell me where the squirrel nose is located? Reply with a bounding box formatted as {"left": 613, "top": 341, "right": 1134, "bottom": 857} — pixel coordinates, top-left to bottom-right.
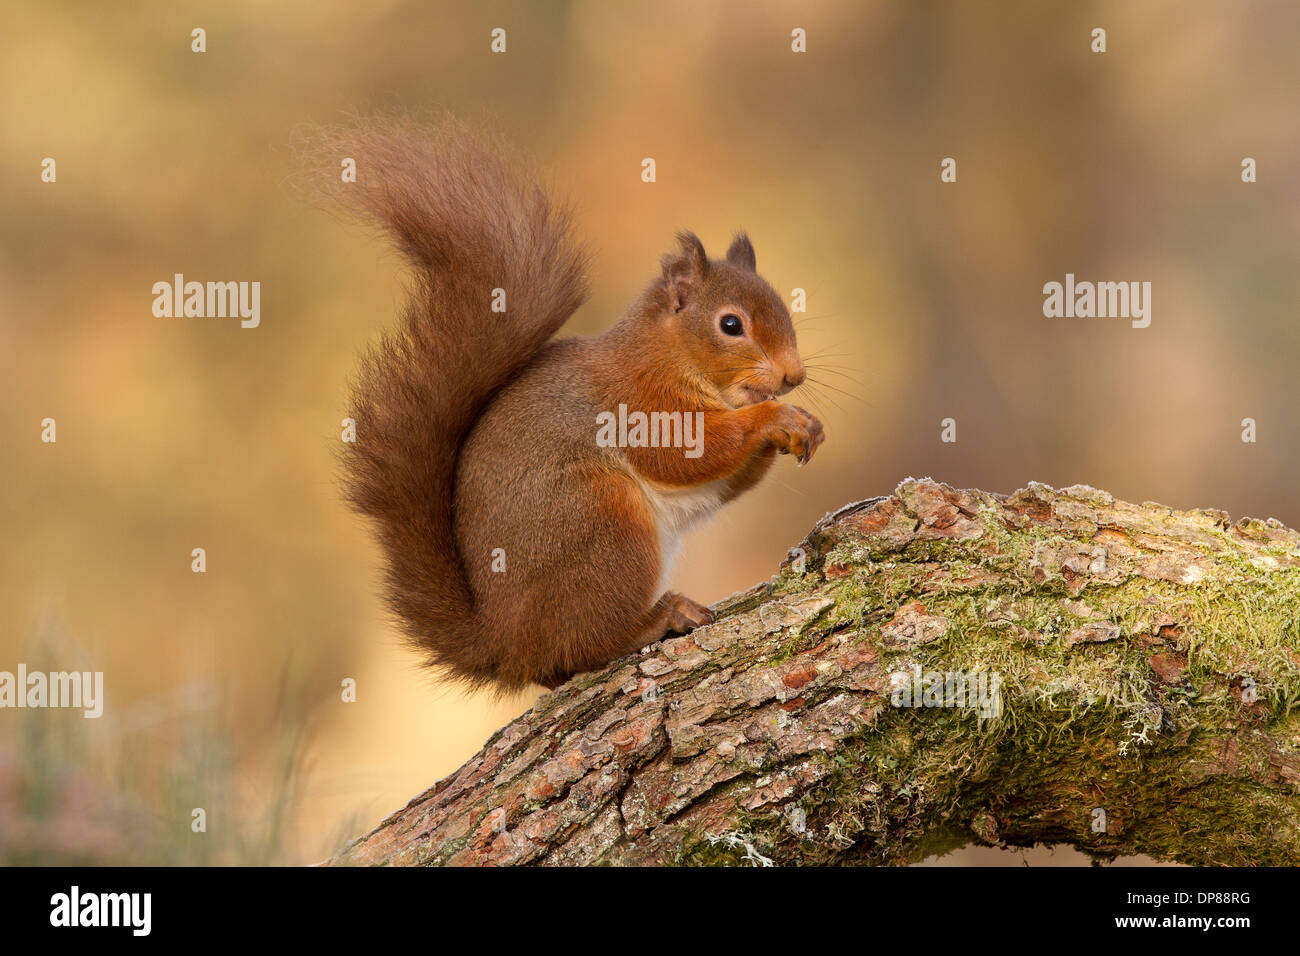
{"left": 783, "top": 362, "right": 806, "bottom": 391}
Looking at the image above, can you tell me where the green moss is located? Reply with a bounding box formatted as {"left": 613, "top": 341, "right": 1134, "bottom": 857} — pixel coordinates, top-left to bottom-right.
{"left": 674, "top": 498, "right": 1300, "bottom": 866}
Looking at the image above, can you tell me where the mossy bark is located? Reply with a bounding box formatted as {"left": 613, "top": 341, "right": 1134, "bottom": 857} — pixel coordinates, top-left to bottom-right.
{"left": 328, "top": 479, "right": 1300, "bottom": 866}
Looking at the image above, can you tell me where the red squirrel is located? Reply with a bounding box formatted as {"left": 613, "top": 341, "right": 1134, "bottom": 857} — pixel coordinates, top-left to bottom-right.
{"left": 336, "top": 120, "right": 825, "bottom": 692}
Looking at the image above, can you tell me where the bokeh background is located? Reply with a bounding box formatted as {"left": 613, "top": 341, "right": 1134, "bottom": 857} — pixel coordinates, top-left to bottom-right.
{"left": 2, "top": 0, "right": 1296, "bottom": 864}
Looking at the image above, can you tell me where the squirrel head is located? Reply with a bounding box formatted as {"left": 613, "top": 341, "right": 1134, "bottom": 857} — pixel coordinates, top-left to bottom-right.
{"left": 652, "top": 232, "right": 805, "bottom": 408}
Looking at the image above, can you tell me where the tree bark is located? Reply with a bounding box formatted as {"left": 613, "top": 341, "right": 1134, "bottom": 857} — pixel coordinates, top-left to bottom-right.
{"left": 328, "top": 479, "right": 1300, "bottom": 866}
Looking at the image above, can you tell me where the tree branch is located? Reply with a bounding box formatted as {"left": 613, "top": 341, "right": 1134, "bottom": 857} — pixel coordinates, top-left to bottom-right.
{"left": 328, "top": 479, "right": 1300, "bottom": 866}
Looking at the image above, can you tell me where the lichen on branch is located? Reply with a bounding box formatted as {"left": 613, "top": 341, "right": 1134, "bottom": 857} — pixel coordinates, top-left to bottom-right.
{"left": 329, "top": 479, "right": 1300, "bottom": 867}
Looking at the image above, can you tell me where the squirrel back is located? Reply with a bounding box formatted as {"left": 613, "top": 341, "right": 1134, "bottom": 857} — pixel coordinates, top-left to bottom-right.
{"left": 334, "top": 119, "right": 589, "bottom": 684}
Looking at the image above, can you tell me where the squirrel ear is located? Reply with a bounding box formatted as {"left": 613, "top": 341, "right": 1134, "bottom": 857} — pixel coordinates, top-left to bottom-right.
{"left": 726, "top": 233, "right": 756, "bottom": 272}
{"left": 661, "top": 231, "right": 709, "bottom": 312}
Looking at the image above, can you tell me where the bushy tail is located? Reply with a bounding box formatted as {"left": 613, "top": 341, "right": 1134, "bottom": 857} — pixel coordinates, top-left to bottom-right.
{"left": 326, "top": 117, "right": 589, "bottom": 685}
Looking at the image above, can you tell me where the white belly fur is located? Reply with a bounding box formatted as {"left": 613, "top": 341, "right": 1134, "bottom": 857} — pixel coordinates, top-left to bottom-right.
{"left": 633, "top": 476, "right": 729, "bottom": 594}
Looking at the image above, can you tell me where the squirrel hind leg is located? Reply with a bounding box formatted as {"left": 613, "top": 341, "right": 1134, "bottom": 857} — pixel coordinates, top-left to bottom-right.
{"left": 614, "top": 590, "right": 714, "bottom": 657}
{"left": 660, "top": 591, "right": 714, "bottom": 634}
{"left": 537, "top": 592, "right": 715, "bottom": 692}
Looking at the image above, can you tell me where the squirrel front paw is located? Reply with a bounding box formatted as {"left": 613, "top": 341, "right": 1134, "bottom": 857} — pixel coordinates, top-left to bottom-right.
{"left": 765, "top": 404, "right": 826, "bottom": 464}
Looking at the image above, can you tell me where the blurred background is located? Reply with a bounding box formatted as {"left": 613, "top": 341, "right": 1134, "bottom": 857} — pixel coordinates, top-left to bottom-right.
{"left": 1, "top": 0, "right": 1296, "bottom": 864}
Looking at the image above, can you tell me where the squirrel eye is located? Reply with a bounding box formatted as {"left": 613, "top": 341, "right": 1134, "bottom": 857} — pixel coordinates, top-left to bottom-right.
{"left": 719, "top": 314, "right": 744, "bottom": 336}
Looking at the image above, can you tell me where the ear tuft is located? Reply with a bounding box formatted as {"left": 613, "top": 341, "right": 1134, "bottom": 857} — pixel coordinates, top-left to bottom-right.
{"left": 661, "top": 231, "right": 709, "bottom": 312}
{"left": 726, "top": 233, "right": 756, "bottom": 271}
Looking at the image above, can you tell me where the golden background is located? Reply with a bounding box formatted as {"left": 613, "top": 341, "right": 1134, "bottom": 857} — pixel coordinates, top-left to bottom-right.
{"left": 2, "top": 0, "right": 1296, "bottom": 863}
